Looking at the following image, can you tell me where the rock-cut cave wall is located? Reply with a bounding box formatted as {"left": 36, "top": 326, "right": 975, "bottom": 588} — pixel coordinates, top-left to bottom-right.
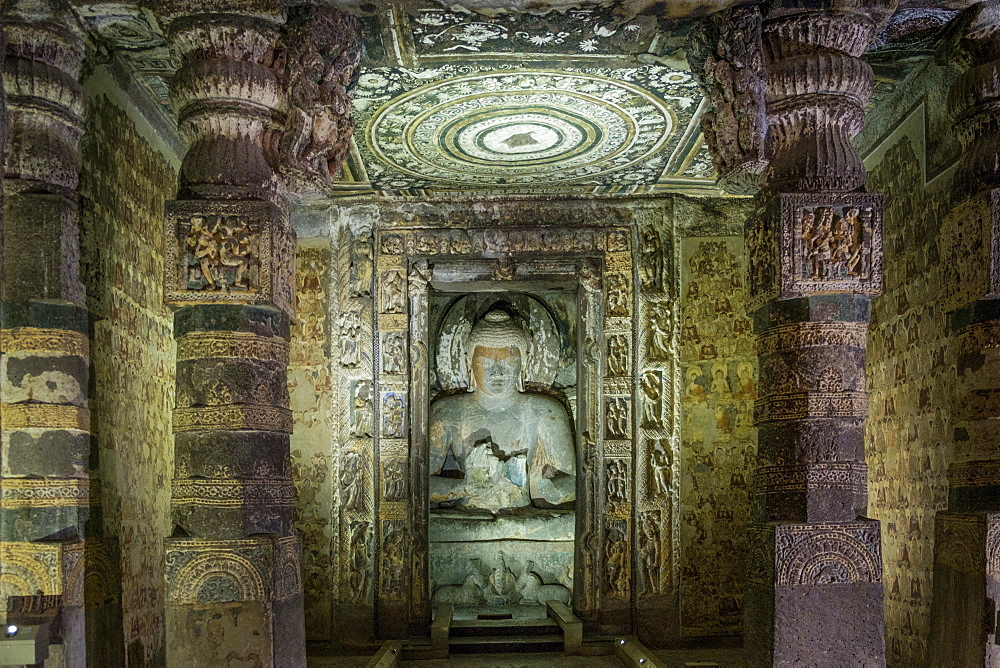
{"left": 79, "top": 68, "right": 179, "bottom": 665}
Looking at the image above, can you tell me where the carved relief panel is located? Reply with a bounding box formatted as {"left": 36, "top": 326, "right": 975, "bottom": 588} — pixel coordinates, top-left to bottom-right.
{"left": 165, "top": 200, "right": 295, "bottom": 317}
{"left": 781, "top": 193, "right": 884, "bottom": 300}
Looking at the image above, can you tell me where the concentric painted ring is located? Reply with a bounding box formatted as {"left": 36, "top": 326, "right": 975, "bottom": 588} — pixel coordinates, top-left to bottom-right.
{"left": 366, "top": 71, "right": 674, "bottom": 186}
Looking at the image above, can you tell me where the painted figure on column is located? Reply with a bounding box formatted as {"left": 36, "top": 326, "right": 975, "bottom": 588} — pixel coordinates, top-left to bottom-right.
{"left": 429, "top": 306, "right": 576, "bottom": 513}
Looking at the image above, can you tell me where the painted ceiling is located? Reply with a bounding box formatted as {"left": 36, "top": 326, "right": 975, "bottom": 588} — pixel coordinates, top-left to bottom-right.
{"left": 75, "top": 1, "right": 964, "bottom": 199}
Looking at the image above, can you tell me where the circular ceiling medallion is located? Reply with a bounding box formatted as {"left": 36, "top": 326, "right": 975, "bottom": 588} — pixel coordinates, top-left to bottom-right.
{"left": 366, "top": 71, "right": 674, "bottom": 187}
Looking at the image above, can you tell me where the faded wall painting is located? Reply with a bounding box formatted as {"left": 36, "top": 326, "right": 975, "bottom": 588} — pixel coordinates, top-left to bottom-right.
{"left": 79, "top": 94, "right": 178, "bottom": 664}
{"left": 289, "top": 244, "right": 337, "bottom": 640}
{"left": 679, "top": 237, "right": 756, "bottom": 636}
{"left": 866, "top": 135, "right": 953, "bottom": 666}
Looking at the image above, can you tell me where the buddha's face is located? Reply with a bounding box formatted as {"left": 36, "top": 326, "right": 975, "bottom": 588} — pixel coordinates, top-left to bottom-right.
{"left": 472, "top": 345, "right": 521, "bottom": 396}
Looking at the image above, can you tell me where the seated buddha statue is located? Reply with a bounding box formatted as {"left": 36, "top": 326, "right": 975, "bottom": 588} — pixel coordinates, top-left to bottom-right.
{"left": 429, "top": 307, "right": 576, "bottom": 513}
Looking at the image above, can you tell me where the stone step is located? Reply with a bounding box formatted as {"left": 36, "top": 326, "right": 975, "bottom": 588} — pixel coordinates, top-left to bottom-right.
{"left": 449, "top": 634, "right": 565, "bottom": 654}
{"left": 450, "top": 618, "right": 561, "bottom": 638}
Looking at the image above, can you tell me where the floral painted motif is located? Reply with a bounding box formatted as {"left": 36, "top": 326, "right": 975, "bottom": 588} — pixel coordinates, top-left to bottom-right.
{"left": 406, "top": 8, "right": 659, "bottom": 57}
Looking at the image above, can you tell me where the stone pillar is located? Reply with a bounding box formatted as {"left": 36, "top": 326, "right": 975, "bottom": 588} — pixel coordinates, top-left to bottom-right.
{"left": 156, "top": 2, "right": 360, "bottom": 664}
{"left": 691, "top": 3, "right": 893, "bottom": 664}
{"left": 0, "top": 5, "right": 94, "bottom": 664}
{"left": 929, "top": 3, "right": 1000, "bottom": 664}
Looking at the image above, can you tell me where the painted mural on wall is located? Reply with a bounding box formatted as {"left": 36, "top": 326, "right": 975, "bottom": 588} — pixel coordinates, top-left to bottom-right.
{"left": 866, "top": 136, "right": 953, "bottom": 666}
{"left": 678, "top": 237, "right": 756, "bottom": 636}
{"left": 79, "top": 95, "right": 178, "bottom": 665}
{"left": 289, "top": 245, "right": 337, "bottom": 640}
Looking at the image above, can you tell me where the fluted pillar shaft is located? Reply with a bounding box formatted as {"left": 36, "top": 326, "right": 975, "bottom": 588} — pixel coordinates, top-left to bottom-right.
{"left": 929, "top": 3, "right": 1000, "bottom": 664}
{"left": 692, "top": 2, "right": 894, "bottom": 664}
{"left": 156, "top": 2, "right": 360, "bottom": 664}
{"left": 0, "top": 6, "right": 95, "bottom": 664}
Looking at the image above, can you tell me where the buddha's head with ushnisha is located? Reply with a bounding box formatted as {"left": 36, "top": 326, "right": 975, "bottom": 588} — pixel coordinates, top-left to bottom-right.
{"left": 466, "top": 307, "right": 528, "bottom": 395}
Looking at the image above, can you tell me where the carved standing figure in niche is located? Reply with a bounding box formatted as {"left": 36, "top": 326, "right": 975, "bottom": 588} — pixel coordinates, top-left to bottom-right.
{"left": 639, "top": 228, "right": 663, "bottom": 292}
{"left": 641, "top": 370, "right": 663, "bottom": 429}
{"left": 381, "top": 269, "right": 406, "bottom": 314}
{"left": 341, "top": 449, "right": 363, "bottom": 511}
{"left": 607, "top": 335, "right": 628, "bottom": 377}
{"left": 606, "top": 273, "right": 630, "bottom": 316}
{"left": 650, "top": 439, "right": 672, "bottom": 498}
{"left": 351, "top": 235, "right": 373, "bottom": 297}
{"left": 382, "top": 332, "right": 405, "bottom": 374}
{"left": 429, "top": 306, "right": 576, "bottom": 513}
{"left": 649, "top": 301, "right": 673, "bottom": 360}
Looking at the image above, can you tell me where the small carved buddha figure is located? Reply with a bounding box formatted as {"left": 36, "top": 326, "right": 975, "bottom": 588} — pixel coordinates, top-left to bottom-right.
{"left": 429, "top": 307, "right": 576, "bottom": 513}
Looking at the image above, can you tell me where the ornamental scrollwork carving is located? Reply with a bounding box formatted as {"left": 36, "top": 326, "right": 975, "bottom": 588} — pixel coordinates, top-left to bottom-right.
{"left": 272, "top": 6, "right": 362, "bottom": 194}
{"left": 687, "top": 4, "right": 768, "bottom": 195}
{"left": 774, "top": 522, "right": 881, "bottom": 586}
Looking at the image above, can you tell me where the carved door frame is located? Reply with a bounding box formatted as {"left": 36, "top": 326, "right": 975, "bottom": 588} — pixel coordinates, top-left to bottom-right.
{"left": 371, "top": 225, "right": 640, "bottom": 637}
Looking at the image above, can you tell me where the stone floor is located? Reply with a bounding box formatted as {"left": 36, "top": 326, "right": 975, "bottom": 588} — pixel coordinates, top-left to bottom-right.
{"left": 308, "top": 648, "right": 744, "bottom": 667}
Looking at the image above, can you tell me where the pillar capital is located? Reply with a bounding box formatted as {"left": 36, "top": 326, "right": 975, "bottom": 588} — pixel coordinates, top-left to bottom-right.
{"left": 947, "top": 1, "right": 1000, "bottom": 201}
{"left": 690, "top": 2, "right": 897, "bottom": 194}
{"left": 155, "top": 2, "right": 362, "bottom": 202}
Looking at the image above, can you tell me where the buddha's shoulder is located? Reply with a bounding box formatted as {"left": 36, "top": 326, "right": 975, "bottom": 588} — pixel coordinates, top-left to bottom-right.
{"left": 520, "top": 393, "right": 570, "bottom": 417}
{"left": 430, "top": 391, "right": 475, "bottom": 417}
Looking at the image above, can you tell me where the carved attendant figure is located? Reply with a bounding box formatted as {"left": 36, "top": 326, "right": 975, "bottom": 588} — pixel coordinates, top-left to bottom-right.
{"left": 429, "top": 307, "right": 576, "bottom": 513}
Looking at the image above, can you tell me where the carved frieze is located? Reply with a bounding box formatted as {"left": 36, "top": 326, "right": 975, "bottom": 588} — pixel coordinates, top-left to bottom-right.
{"left": 165, "top": 200, "right": 295, "bottom": 317}
{"left": 0, "top": 403, "right": 90, "bottom": 431}
{"left": 755, "top": 391, "right": 868, "bottom": 422}
{"left": 0, "top": 328, "right": 89, "bottom": 357}
{"left": 1, "top": 478, "right": 98, "bottom": 509}
{"left": 176, "top": 331, "right": 288, "bottom": 364}
{"left": 172, "top": 405, "right": 293, "bottom": 433}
